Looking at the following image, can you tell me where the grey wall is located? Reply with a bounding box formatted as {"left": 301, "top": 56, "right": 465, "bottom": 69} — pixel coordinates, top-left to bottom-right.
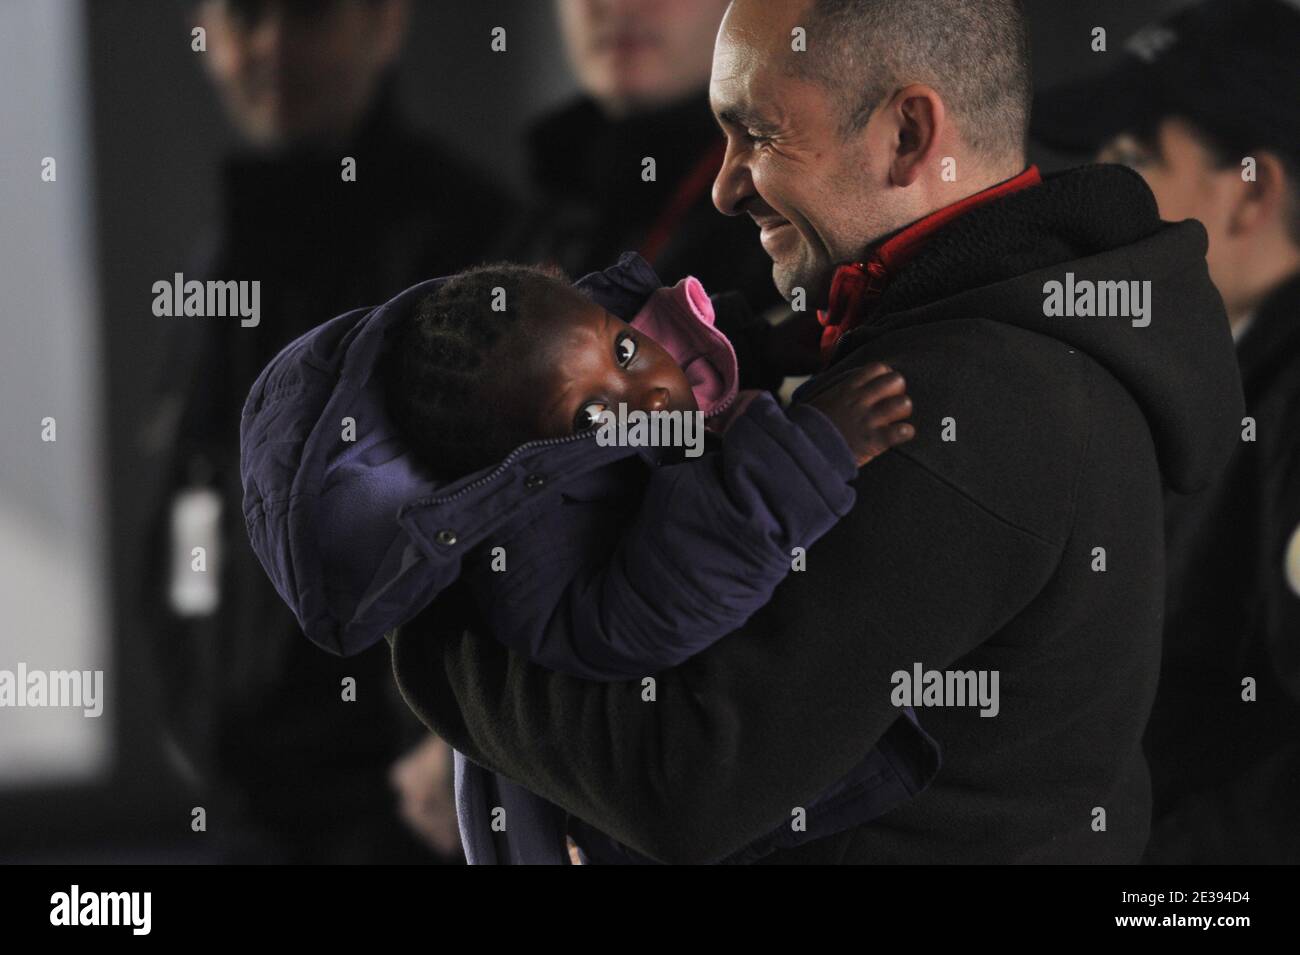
{"left": 0, "top": 0, "right": 110, "bottom": 787}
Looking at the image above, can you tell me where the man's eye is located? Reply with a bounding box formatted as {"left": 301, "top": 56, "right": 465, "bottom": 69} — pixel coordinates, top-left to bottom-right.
{"left": 573, "top": 401, "right": 609, "bottom": 433}
{"left": 615, "top": 332, "right": 637, "bottom": 367}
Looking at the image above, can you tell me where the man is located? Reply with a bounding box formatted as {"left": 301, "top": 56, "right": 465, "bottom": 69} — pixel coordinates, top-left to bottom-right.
{"left": 141, "top": 0, "right": 507, "bottom": 862}
{"left": 1034, "top": 0, "right": 1300, "bottom": 863}
{"left": 390, "top": 0, "right": 1243, "bottom": 863}
{"left": 505, "top": 0, "right": 783, "bottom": 329}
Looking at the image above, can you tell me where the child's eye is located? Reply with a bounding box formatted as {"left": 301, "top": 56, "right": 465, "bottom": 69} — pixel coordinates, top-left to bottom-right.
{"left": 573, "top": 401, "right": 609, "bottom": 433}
{"left": 615, "top": 332, "right": 637, "bottom": 367}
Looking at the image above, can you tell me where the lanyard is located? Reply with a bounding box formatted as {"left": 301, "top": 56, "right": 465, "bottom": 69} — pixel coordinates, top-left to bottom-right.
{"left": 637, "top": 140, "right": 727, "bottom": 267}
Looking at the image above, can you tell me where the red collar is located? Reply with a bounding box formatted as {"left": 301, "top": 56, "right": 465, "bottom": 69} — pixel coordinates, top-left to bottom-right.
{"left": 816, "top": 165, "right": 1043, "bottom": 365}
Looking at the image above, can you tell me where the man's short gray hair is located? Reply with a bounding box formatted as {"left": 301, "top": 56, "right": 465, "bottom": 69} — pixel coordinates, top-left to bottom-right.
{"left": 795, "top": 0, "right": 1032, "bottom": 161}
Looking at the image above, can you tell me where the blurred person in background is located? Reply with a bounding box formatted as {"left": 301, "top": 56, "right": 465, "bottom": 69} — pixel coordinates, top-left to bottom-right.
{"left": 139, "top": 0, "right": 508, "bottom": 862}
{"left": 504, "top": 0, "right": 820, "bottom": 391}
{"left": 1035, "top": 0, "right": 1300, "bottom": 863}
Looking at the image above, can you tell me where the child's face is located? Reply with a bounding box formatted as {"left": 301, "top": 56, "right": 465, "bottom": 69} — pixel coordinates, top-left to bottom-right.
{"left": 507, "top": 296, "right": 699, "bottom": 440}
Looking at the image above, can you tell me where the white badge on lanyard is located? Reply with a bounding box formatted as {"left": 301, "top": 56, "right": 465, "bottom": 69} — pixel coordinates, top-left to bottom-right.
{"left": 1286, "top": 523, "right": 1300, "bottom": 599}
{"left": 168, "top": 487, "right": 223, "bottom": 617}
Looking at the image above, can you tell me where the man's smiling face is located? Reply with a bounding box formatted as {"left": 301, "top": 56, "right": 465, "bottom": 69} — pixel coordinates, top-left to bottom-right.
{"left": 709, "top": 0, "right": 882, "bottom": 305}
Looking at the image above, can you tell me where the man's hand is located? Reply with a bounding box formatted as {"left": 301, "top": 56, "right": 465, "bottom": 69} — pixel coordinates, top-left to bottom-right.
{"left": 805, "top": 362, "right": 914, "bottom": 467}
{"left": 389, "top": 733, "right": 462, "bottom": 858}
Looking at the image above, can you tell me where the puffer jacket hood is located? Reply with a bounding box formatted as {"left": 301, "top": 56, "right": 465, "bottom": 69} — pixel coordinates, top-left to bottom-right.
{"left": 240, "top": 253, "right": 735, "bottom": 657}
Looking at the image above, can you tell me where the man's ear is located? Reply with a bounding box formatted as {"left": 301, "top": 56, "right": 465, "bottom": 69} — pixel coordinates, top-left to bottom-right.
{"left": 885, "top": 84, "right": 946, "bottom": 188}
{"left": 1230, "top": 150, "right": 1291, "bottom": 238}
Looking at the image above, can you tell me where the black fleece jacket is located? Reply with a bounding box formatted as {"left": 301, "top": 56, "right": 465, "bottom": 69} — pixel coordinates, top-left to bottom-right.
{"left": 391, "top": 164, "right": 1244, "bottom": 864}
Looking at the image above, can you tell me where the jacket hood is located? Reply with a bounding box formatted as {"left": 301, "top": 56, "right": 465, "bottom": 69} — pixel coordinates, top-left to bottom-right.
{"left": 830, "top": 163, "right": 1244, "bottom": 494}
{"left": 240, "top": 253, "right": 735, "bottom": 657}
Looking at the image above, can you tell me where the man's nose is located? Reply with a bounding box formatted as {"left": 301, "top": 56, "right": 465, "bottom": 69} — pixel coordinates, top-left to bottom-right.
{"left": 712, "top": 141, "right": 752, "bottom": 217}
{"left": 640, "top": 386, "right": 671, "bottom": 413}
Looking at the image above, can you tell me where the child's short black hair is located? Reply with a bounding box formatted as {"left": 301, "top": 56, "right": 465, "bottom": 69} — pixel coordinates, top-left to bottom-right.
{"left": 384, "top": 262, "right": 583, "bottom": 480}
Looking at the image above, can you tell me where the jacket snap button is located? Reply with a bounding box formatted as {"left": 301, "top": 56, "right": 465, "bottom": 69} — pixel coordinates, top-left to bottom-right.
{"left": 435, "top": 529, "right": 457, "bottom": 546}
{"left": 524, "top": 473, "right": 546, "bottom": 489}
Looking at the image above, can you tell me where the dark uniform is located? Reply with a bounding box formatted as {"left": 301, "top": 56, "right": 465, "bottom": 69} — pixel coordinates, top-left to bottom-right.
{"left": 1145, "top": 274, "right": 1300, "bottom": 862}
{"left": 502, "top": 93, "right": 781, "bottom": 317}
{"left": 139, "top": 90, "right": 510, "bottom": 863}
{"left": 1031, "top": 0, "right": 1300, "bottom": 862}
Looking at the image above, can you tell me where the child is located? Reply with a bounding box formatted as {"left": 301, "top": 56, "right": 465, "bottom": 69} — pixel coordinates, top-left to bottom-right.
{"left": 383, "top": 262, "right": 916, "bottom": 681}
{"left": 240, "top": 253, "right": 939, "bottom": 864}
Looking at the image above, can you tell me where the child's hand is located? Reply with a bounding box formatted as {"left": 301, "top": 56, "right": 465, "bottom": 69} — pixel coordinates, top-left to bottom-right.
{"left": 804, "top": 363, "right": 914, "bottom": 467}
